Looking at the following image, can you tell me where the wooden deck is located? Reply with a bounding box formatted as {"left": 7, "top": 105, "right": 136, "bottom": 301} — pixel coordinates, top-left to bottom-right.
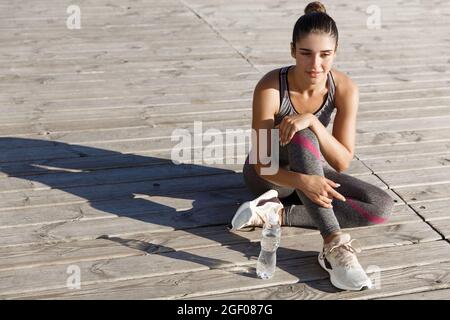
{"left": 1, "top": 0, "right": 450, "bottom": 300}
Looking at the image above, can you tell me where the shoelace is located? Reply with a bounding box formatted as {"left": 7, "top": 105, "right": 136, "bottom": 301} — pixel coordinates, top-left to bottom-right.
{"left": 325, "top": 239, "right": 362, "bottom": 268}
{"left": 253, "top": 210, "right": 266, "bottom": 225}
{"left": 252, "top": 203, "right": 283, "bottom": 227}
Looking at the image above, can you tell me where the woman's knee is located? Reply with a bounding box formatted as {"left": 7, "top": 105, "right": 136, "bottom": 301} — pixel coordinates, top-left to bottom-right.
{"left": 376, "top": 190, "right": 395, "bottom": 221}
{"left": 356, "top": 191, "right": 394, "bottom": 226}
{"left": 287, "top": 128, "right": 321, "bottom": 162}
{"left": 291, "top": 128, "right": 319, "bottom": 144}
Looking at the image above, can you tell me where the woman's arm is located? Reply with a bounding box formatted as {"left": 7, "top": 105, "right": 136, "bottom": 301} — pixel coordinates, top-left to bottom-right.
{"left": 251, "top": 70, "right": 346, "bottom": 206}
{"left": 309, "top": 75, "right": 359, "bottom": 172}
{"left": 251, "top": 70, "right": 308, "bottom": 189}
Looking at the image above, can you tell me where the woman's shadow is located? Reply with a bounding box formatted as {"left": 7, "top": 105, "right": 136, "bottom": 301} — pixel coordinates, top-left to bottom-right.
{"left": 0, "top": 137, "right": 321, "bottom": 287}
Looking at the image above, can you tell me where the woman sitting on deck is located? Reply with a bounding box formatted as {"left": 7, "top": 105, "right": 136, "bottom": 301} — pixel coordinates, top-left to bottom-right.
{"left": 231, "top": 1, "right": 394, "bottom": 291}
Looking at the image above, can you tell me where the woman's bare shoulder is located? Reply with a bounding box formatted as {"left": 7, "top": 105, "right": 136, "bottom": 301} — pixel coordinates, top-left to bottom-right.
{"left": 255, "top": 68, "right": 281, "bottom": 91}
{"left": 330, "top": 68, "right": 358, "bottom": 92}
{"left": 330, "top": 68, "right": 359, "bottom": 108}
{"left": 253, "top": 68, "right": 283, "bottom": 116}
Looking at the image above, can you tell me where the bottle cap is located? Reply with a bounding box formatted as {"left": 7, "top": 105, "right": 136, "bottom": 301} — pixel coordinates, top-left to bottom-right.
{"left": 267, "top": 210, "right": 279, "bottom": 226}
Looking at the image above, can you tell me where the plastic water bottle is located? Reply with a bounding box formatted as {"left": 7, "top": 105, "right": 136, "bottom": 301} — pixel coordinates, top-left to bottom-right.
{"left": 256, "top": 210, "right": 281, "bottom": 279}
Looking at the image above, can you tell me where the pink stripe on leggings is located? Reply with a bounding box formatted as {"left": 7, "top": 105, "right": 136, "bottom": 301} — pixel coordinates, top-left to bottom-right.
{"left": 291, "top": 134, "right": 321, "bottom": 160}
{"left": 346, "top": 198, "right": 387, "bottom": 224}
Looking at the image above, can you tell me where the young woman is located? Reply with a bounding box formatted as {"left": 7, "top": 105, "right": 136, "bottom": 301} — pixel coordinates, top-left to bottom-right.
{"left": 231, "top": 1, "right": 394, "bottom": 291}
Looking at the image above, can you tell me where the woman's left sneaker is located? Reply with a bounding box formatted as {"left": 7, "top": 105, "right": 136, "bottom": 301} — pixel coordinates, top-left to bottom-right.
{"left": 231, "top": 189, "right": 283, "bottom": 231}
{"left": 318, "top": 233, "right": 373, "bottom": 291}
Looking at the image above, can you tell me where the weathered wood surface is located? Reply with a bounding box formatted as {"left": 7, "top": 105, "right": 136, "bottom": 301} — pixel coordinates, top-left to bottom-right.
{"left": 5, "top": 240, "right": 449, "bottom": 300}
{"left": 1, "top": 0, "right": 450, "bottom": 299}
{"left": 379, "top": 288, "right": 450, "bottom": 300}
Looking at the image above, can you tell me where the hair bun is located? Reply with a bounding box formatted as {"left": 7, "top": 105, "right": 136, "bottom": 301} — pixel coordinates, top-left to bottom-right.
{"left": 304, "top": 1, "right": 326, "bottom": 14}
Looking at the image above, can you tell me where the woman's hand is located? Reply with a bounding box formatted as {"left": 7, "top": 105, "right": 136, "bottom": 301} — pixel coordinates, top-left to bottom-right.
{"left": 295, "top": 174, "right": 346, "bottom": 208}
{"left": 275, "top": 113, "right": 314, "bottom": 146}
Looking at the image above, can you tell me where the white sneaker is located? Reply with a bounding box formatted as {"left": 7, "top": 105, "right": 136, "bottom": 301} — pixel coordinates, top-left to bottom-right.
{"left": 318, "top": 233, "right": 373, "bottom": 291}
{"left": 231, "top": 189, "right": 283, "bottom": 231}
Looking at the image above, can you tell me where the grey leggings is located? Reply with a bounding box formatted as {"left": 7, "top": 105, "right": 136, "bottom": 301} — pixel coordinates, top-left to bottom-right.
{"left": 243, "top": 128, "right": 394, "bottom": 239}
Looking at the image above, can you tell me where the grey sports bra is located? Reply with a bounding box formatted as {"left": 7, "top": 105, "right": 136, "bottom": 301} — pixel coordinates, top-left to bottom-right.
{"left": 275, "top": 65, "right": 337, "bottom": 128}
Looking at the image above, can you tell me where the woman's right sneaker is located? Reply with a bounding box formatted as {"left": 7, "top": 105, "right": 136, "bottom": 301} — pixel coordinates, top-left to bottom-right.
{"left": 318, "top": 233, "right": 373, "bottom": 291}
{"left": 231, "top": 189, "right": 283, "bottom": 231}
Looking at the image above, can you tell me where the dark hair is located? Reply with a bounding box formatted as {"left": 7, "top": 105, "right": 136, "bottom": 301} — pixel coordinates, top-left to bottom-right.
{"left": 292, "top": 1, "right": 339, "bottom": 50}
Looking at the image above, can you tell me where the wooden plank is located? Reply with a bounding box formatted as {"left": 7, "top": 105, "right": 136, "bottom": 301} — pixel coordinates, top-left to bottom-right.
{"left": 0, "top": 78, "right": 257, "bottom": 100}
{"left": 2, "top": 81, "right": 448, "bottom": 107}
{"left": 357, "top": 128, "right": 450, "bottom": 148}
{"left": 0, "top": 168, "right": 390, "bottom": 212}
{"left": 0, "top": 187, "right": 250, "bottom": 229}
{"left": 410, "top": 200, "right": 450, "bottom": 222}
{"left": 0, "top": 152, "right": 240, "bottom": 177}
{"left": 2, "top": 62, "right": 449, "bottom": 91}
{"left": 0, "top": 68, "right": 260, "bottom": 89}
{"left": 1, "top": 51, "right": 250, "bottom": 69}
{"left": 3, "top": 24, "right": 447, "bottom": 49}
{"left": 0, "top": 161, "right": 245, "bottom": 193}
{"left": 4, "top": 105, "right": 450, "bottom": 141}
{"left": 6, "top": 118, "right": 450, "bottom": 155}
{"left": 3, "top": 239, "right": 447, "bottom": 300}
{"left": 0, "top": 103, "right": 251, "bottom": 123}
{"left": 1, "top": 133, "right": 380, "bottom": 174}
{"left": 0, "top": 90, "right": 448, "bottom": 124}
{"left": 378, "top": 167, "right": 450, "bottom": 188}
{"left": 4, "top": 115, "right": 450, "bottom": 150}
{"left": 1, "top": 65, "right": 448, "bottom": 96}
{"left": 378, "top": 288, "right": 450, "bottom": 300}
{"left": 0, "top": 79, "right": 259, "bottom": 100}
{"left": 428, "top": 219, "right": 450, "bottom": 240}
{"left": 0, "top": 155, "right": 373, "bottom": 192}
{"left": 0, "top": 205, "right": 233, "bottom": 248}
{"left": 356, "top": 116, "right": 450, "bottom": 134}
{"left": 196, "top": 257, "right": 450, "bottom": 300}
{"left": 6, "top": 55, "right": 442, "bottom": 79}
{"left": 363, "top": 153, "right": 450, "bottom": 173}
{"left": 2, "top": 11, "right": 448, "bottom": 31}
{"left": 0, "top": 65, "right": 449, "bottom": 97}
{"left": 0, "top": 148, "right": 371, "bottom": 177}
{"left": 0, "top": 115, "right": 251, "bottom": 137}
{"left": 393, "top": 183, "right": 450, "bottom": 204}
{"left": 0, "top": 189, "right": 412, "bottom": 248}
{"left": 1, "top": 98, "right": 447, "bottom": 134}
{"left": 257, "top": 60, "right": 450, "bottom": 75}
{"left": 0, "top": 57, "right": 252, "bottom": 80}
{"left": 0, "top": 182, "right": 404, "bottom": 231}
{"left": 0, "top": 130, "right": 257, "bottom": 162}
{"left": 0, "top": 152, "right": 175, "bottom": 177}
{"left": 99, "top": 219, "right": 440, "bottom": 255}
{"left": 4, "top": 0, "right": 448, "bottom": 16}
{"left": 1, "top": 54, "right": 447, "bottom": 93}
{"left": 0, "top": 172, "right": 245, "bottom": 211}
{"left": 7, "top": 134, "right": 445, "bottom": 173}
{"left": 0, "top": 238, "right": 144, "bottom": 272}
{"left": 3, "top": 87, "right": 448, "bottom": 116}
{"left": 356, "top": 141, "right": 450, "bottom": 160}
{"left": 0, "top": 212, "right": 425, "bottom": 273}
{"left": 0, "top": 89, "right": 255, "bottom": 108}
{"left": 0, "top": 99, "right": 253, "bottom": 117}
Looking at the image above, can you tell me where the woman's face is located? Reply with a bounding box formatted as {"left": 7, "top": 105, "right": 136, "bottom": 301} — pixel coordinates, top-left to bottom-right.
{"left": 291, "top": 33, "right": 337, "bottom": 84}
